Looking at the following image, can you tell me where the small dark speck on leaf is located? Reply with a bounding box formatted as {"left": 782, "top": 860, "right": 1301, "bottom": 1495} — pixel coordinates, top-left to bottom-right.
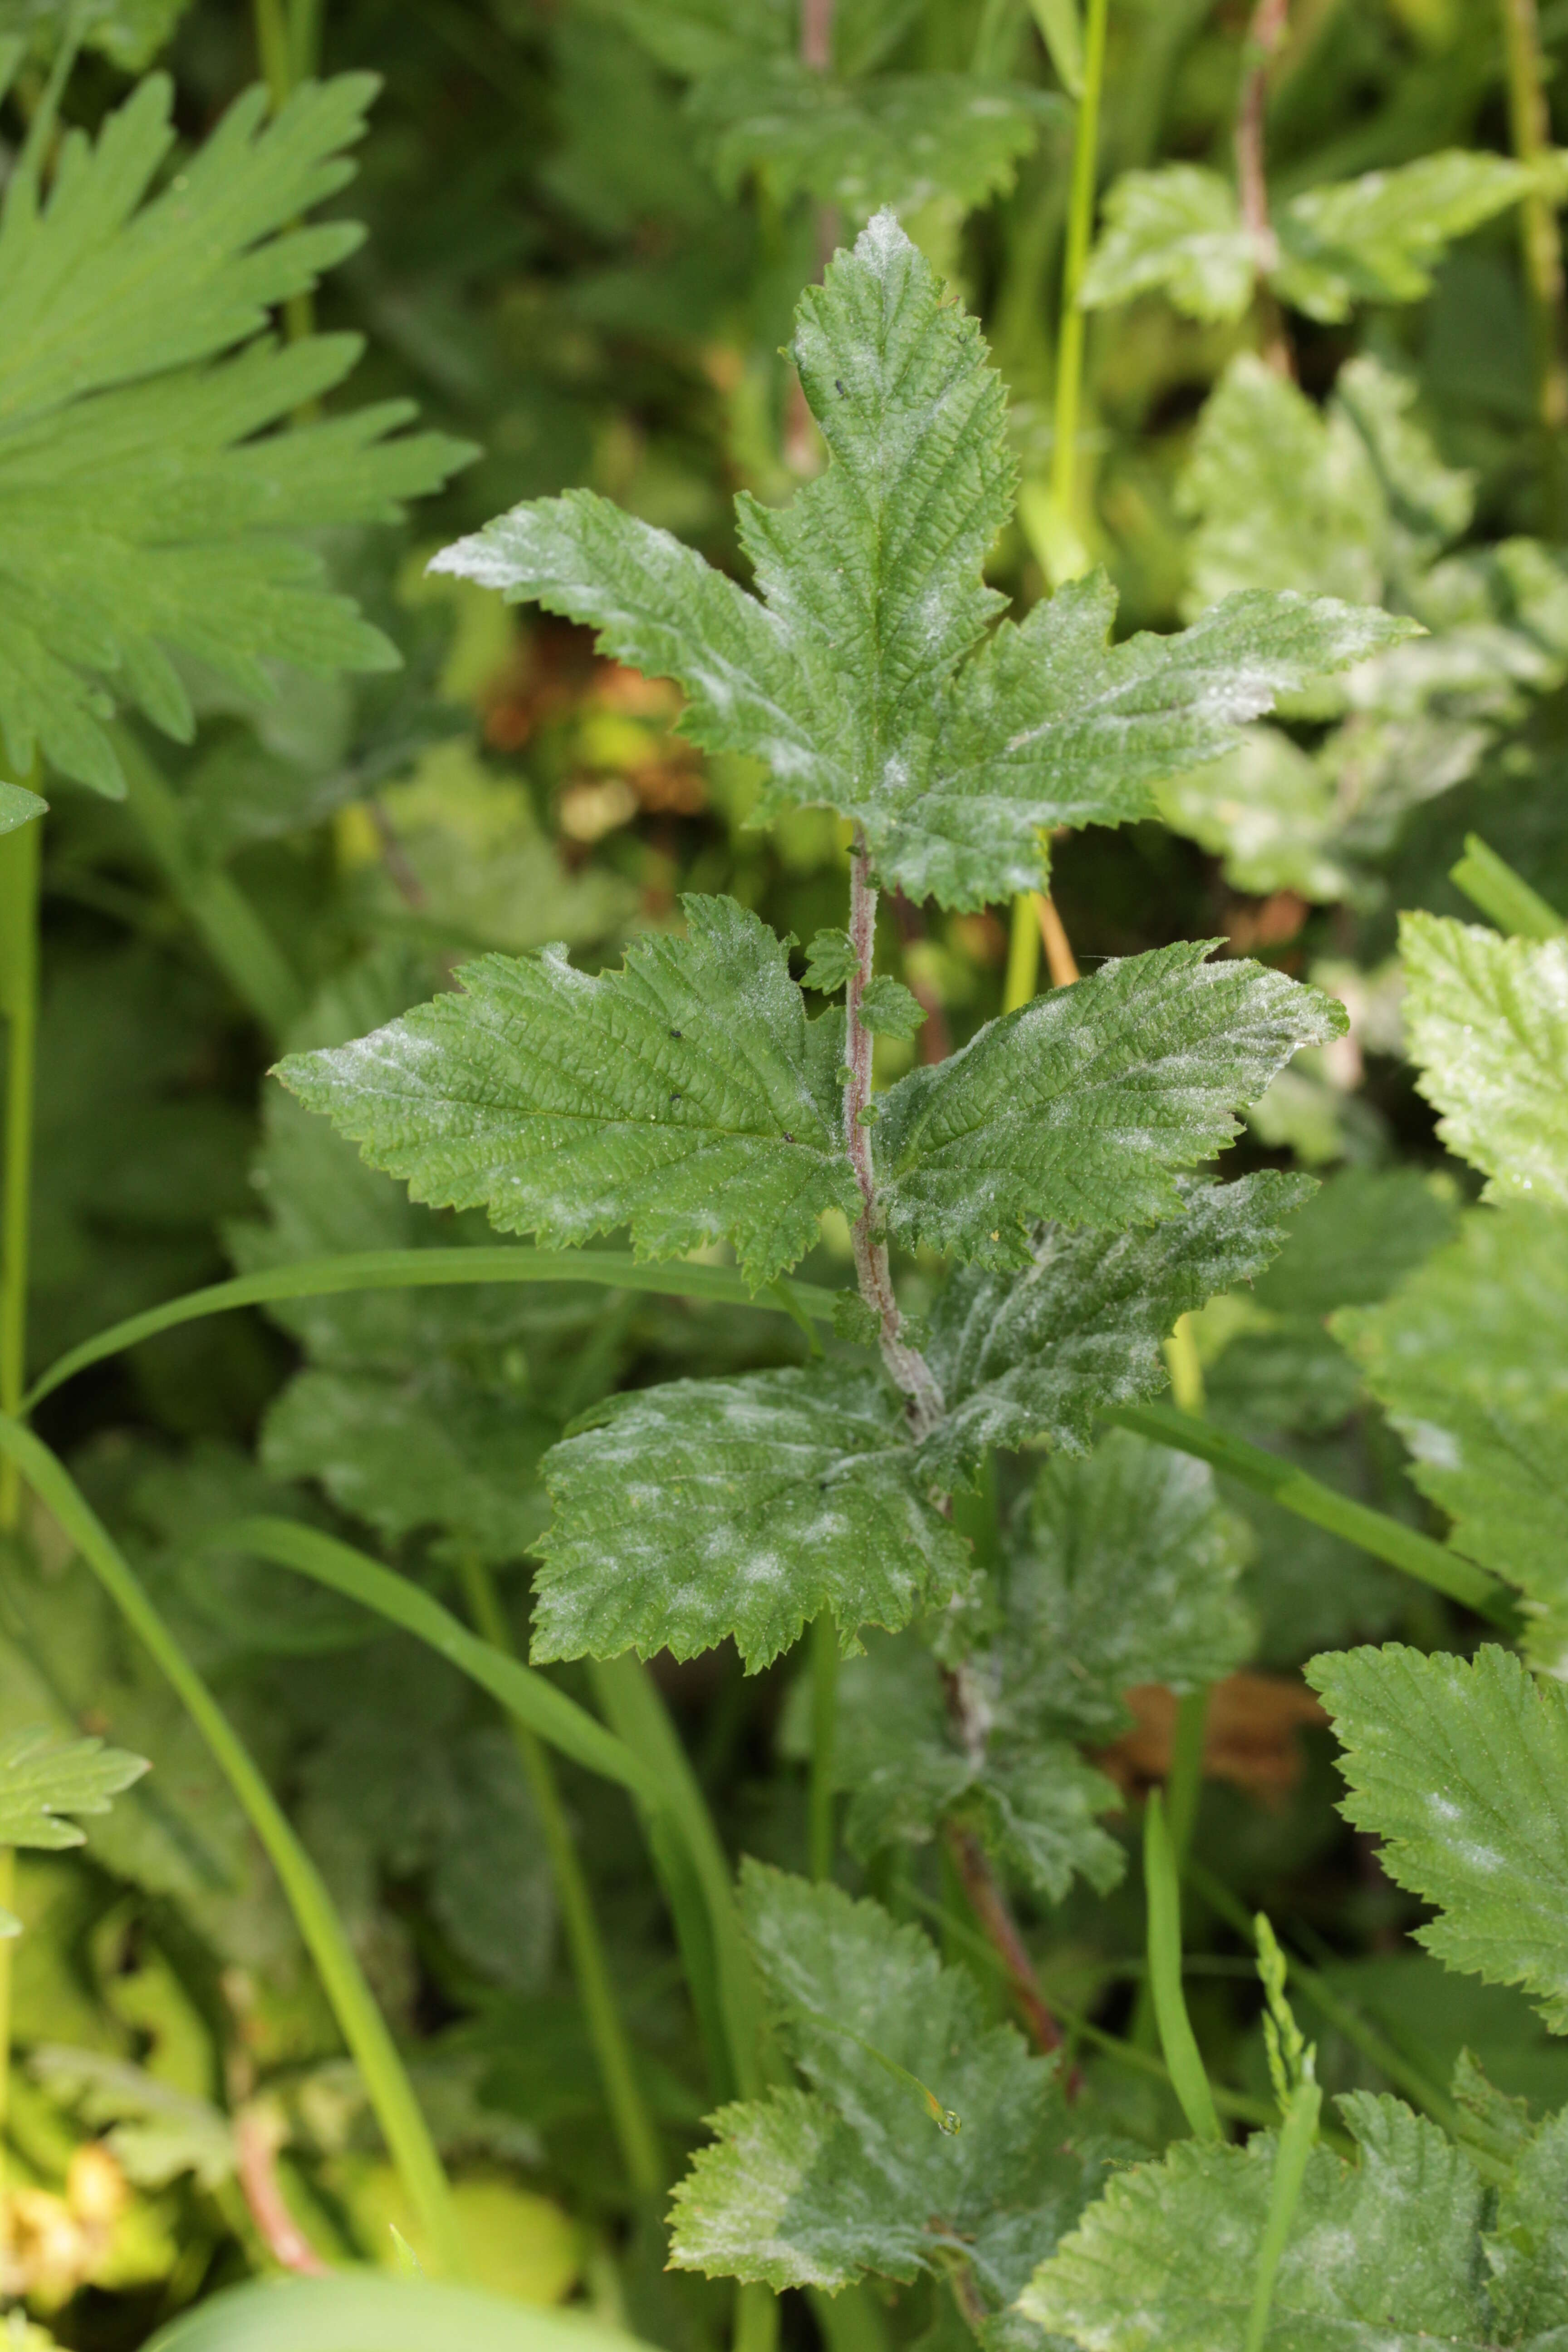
{"left": 671, "top": 1092, "right": 681, "bottom": 1104}
{"left": 670, "top": 1028, "right": 682, "bottom": 1038}
{"left": 782, "top": 1132, "right": 794, "bottom": 1143}
{"left": 835, "top": 379, "right": 848, "bottom": 396}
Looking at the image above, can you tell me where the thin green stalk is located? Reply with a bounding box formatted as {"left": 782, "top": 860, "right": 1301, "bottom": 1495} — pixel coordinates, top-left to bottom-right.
{"left": 452, "top": 1553, "right": 663, "bottom": 2201}
{"left": 0, "top": 1425, "right": 466, "bottom": 2278}
{"left": 1144, "top": 1791, "right": 1222, "bottom": 2143}
{"left": 1049, "top": 0, "right": 1109, "bottom": 542}
{"left": 253, "top": 0, "right": 292, "bottom": 108}
{"left": 1450, "top": 833, "right": 1566, "bottom": 940}
{"left": 1166, "top": 1686, "right": 1210, "bottom": 1868}
{"left": 0, "top": 1844, "right": 12, "bottom": 2217}
{"left": 24, "top": 1251, "right": 840, "bottom": 1414}
{"left": 1498, "top": 0, "right": 1568, "bottom": 534}
{"left": 587, "top": 1656, "right": 765, "bottom": 2102}
{"left": 0, "top": 812, "right": 39, "bottom": 1534}
{"left": 809, "top": 1612, "right": 839, "bottom": 1882}
{"left": 114, "top": 730, "right": 304, "bottom": 1039}
{"left": 1004, "top": 893, "right": 1042, "bottom": 1014}
{"left": 1186, "top": 1860, "right": 1467, "bottom": 2142}
{"left": 289, "top": 0, "right": 324, "bottom": 79}
{"left": 1107, "top": 1402, "right": 1518, "bottom": 1628}
{"left": 1244, "top": 2074, "right": 1321, "bottom": 2352}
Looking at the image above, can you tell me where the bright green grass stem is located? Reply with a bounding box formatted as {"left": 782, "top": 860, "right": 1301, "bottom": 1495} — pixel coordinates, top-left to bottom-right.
{"left": 0, "top": 1418, "right": 468, "bottom": 2279}
{"left": 452, "top": 1553, "right": 663, "bottom": 2200}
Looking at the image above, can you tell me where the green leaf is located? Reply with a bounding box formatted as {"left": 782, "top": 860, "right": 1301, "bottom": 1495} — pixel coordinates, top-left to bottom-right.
{"left": 1275, "top": 151, "right": 1534, "bottom": 322}
{"left": 277, "top": 896, "right": 862, "bottom": 1293}
{"left": 0, "top": 1722, "right": 149, "bottom": 1849}
{"left": 804, "top": 928, "right": 858, "bottom": 993}
{"left": 1157, "top": 727, "right": 1354, "bottom": 903}
{"left": 0, "top": 778, "right": 44, "bottom": 835}
{"left": 583, "top": 0, "right": 789, "bottom": 78}
{"left": 1398, "top": 913, "right": 1568, "bottom": 1207}
{"left": 668, "top": 1863, "right": 1108, "bottom": 2298}
{"left": 1080, "top": 166, "right": 1253, "bottom": 320}
{"left": 1487, "top": 2106, "right": 1568, "bottom": 2340}
{"left": 1252, "top": 1165, "right": 1458, "bottom": 1318}
{"left": 0, "top": 74, "right": 471, "bottom": 795}
{"left": 1332, "top": 1206, "right": 1568, "bottom": 1663}
{"left": 143, "top": 2274, "right": 654, "bottom": 2352}
{"left": 858, "top": 975, "right": 926, "bottom": 1039}
{"left": 30, "top": 2047, "right": 235, "bottom": 2189}
{"left": 1023, "top": 2092, "right": 1492, "bottom": 2349}
{"left": 534, "top": 1364, "right": 970, "bottom": 1672}
{"left": 873, "top": 941, "right": 1342, "bottom": 1271}
{"left": 1308, "top": 1643, "right": 1568, "bottom": 2034}
{"left": 692, "top": 64, "right": 1058, "bottom": 216}
{"left": 1000, "top": 1428, "right": 1253, "bottom": 1737}
{"left": 432, "top": 215, "right": 1407, "bottom": 911}
{"left": 919, "top": 1172, "right": 1313, "bottom": 1488}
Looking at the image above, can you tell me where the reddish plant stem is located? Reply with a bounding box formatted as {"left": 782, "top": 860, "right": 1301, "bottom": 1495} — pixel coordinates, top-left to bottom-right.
{"left": 946, "top": 1824, "right": 1070, "bottom": 2063}
{"left": 844, "top": 839, "right": 944, "bottom": 1435}
{"left": 1235, "top": 0, "right": 1294, "bottom": 379}
{"left": 800, "top": 0, "right": 833, "bottom": 70}
{"left": 235, "top": 2107, "right": 330, "bottom": 2276}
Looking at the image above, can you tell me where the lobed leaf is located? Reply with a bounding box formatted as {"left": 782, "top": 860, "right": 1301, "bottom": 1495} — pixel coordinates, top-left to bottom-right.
{"left": 1308, "top": 1643, "right": 1568, "bottom": 2033}
{"left": 873, "top": 943, "right": 1340, "bottom": 1273}
{"left": 1024, "top": 2092, "right": 1494, "bottom": 2349}
{"left": 669, "top": 1864, "right": 1108, "bottom": 2297}
{"left": 277, "top": 896, "right": 861, "bottom": 1293}
{"left": 533, "top": 1365, "right": 970, "bottom": 1672}
{"left": 433, "top": 215, "right": 1409, "bottom": 911}
{"left": 1398, "top": 914, "right": 1568, "bottom": 1208}
{"left": 693, "top": 62, "right": 1058, "bottom": 216}
{"left": 1275, "top": 151, "right": 1534, "bottom": 321}
{"left": 1333, "top": 1205, "right": 1568, "bottom": 1665}
{"left": 0, "top": 1723, "right": 149, "bottom": 1851}
{"left": 918, "top": 1172, "right": 1314, "bottom": 1488}
{"left": 0, "top": 74, "right": 471, "bottom": 793}
{"left": 1079, "top": 165, "right": 1252, "bottom": 320}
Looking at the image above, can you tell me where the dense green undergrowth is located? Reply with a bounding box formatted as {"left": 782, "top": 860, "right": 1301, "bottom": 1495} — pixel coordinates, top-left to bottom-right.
{"left": 1, "top": 0, "right": 1567, "bottom": 2346}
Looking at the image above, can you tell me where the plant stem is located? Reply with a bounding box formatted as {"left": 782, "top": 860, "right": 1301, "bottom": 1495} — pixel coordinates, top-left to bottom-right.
{"left": 1244, "top": 2073, "right": 1321, "bottom": 2352}
{"left": 0, "top": 812, "right": 39, "bottom": 1535}
{"left": 809, "top": 1612, "right": 839, "bottom": 1882}
{"left": 25, "top": 1250, "right": 840, "bottom": 1415}
{"left": 1049, "top": 0, "right": 1110, "bottom": 540}
{"left": 1107, "top": 1402, "right": 1519, "bottom": 1628}
{"left": 453, "top": 1555, "right": 662, "bottom": 2201}
{"left": 1498, "top": 0, "right": 1568, "bottom": 534}
{"left": 114, "top": 730, "right": 304, "bottom": 1040}
{"left": 0, "top": 1845, "right": 12, "bottom": 2225}
{"left": 800, "top": 0, "right": 833, "bottom": 71}
{"left": 0, "top": 1423, "right": 468, "bottom": 2279}
{"left": 844, "top": 838, "right": 944, "bottom": 1433}
{"left": 1166, "top": 1688, "right": 1210, "bottom": 1866}
{"left": 253, "top": 0, "right": 292, "bottom": 108}
{"left": 946, "top": 1823, "right": 1065, "bottom": 2058}
{"left": 1235, "top": 0, "right": 1294, "bottom": 377}
{"left": 1004, "top": 892, "right": 1042, "bottom": 1012}
{"left": 1144, "top": 1791, "right": 1222, "bottom": 2142}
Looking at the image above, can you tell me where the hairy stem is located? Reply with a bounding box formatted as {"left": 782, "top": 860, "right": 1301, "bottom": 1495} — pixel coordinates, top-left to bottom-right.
{"left": 1235, "top": 0, "right": 1294, "bottom": 377}
{"left": 454, "top": 1556, "right": 663, "bottom": 2201}
{"left": 1499, "top": 0, "right": 1568, "bottom": 533}
{"left": 0, "top": 813, "right": 39, "bottom": 1535}
{"left": 945, "top": 1824, "right": 1067, "bottom": 2059}
{"left": 0, "top": 1426, "right": 468, "bottom": 2278}
{"left": 844, "top": 841, "right": 944, "bottom": 1434}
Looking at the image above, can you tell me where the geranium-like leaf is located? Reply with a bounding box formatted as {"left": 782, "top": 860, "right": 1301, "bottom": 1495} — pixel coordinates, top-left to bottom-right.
{"left": 276, "top": 896, "right": 861, "bottom": 1292}
{"left": 0, "top": 73, "right": 471, "bottom": 794}
{"left": 668, "top": 1864, "right": 1108, "bottom": 2297}
{"left": 0, "top": 1724, "right": 149, "bottom": 1850}
{"left": 432, "top": 214, "right": 1409, "bottom": 912}
{"left": 533, "top": 1366, "right": 969, "bottom": 1672}
{"left": 1398, "top": 914, "right": 1568, "bottom": 1208}
{"left": 1024, "top": 2092, "right": 1494, "bottom": 2350}
{"left": 918, "top": 1172, "right": 1313, "bottom": 1488}
{"left": 873, "top": 943, "right": 1339, "bottom": 1273}
{"left": 1309, "top": 1643, "right": 1568, "bottom": 2033}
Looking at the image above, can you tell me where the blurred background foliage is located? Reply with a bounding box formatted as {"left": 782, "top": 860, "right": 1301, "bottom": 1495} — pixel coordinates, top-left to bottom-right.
{"left": 4, "top": 0, "right": 1567, "bottom": 2339}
